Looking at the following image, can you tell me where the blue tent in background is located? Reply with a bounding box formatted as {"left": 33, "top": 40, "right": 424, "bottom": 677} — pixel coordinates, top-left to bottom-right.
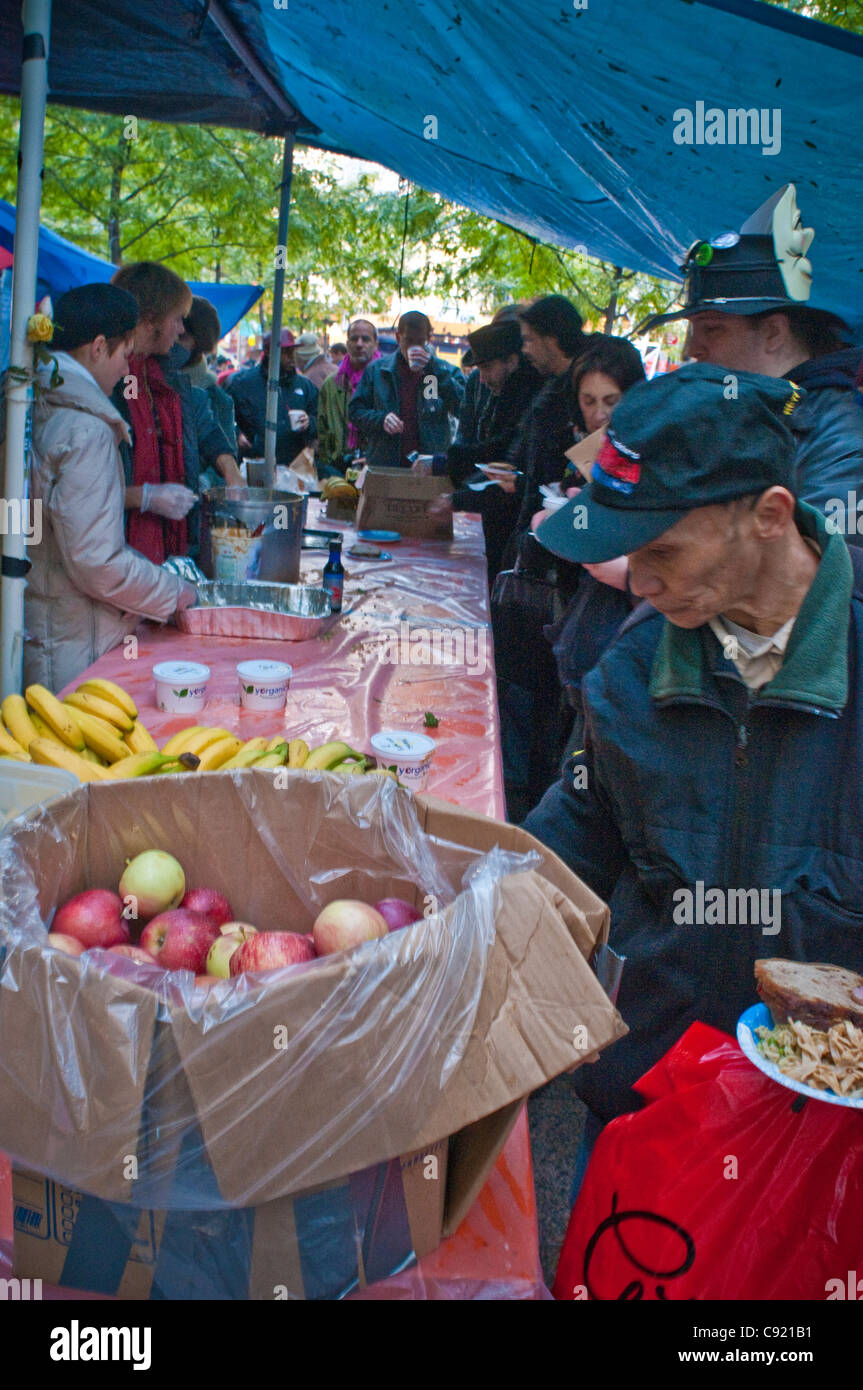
{"left": 0, "top": 0, "right": 861, "bottom": 329}
{"left": 0, "top": 200, "right": 263, "bottom": 338}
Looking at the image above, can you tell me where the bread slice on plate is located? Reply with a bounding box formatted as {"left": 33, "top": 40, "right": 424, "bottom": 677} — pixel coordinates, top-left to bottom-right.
{"left": 755, "top": 959, "right": 863, "bottom": 1030}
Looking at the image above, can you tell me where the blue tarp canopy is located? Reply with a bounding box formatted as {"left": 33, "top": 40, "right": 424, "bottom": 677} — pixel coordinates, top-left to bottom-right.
{"left": 0, "top": 200, "right": 263, "bottom": 337}
{"left": 0, "top": 0, "right": 861, "bottom": 328}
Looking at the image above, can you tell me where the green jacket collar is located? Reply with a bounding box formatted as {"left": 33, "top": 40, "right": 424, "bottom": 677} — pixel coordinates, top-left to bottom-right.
{"left": 649, "top": 502, "right": 852, "bottom": 712}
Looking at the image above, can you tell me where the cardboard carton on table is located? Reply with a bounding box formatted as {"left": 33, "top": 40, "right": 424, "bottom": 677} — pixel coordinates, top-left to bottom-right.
{"left": 0, "top": 773, "right": 624, "bottom": 1299}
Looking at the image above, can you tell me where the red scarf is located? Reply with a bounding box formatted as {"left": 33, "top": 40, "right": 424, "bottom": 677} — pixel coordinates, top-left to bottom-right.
{"left": 126, "top": 355, "right": 187, "bottom": 563}
{"left": 337, "top": 348, "right": 380, "bottom": 450}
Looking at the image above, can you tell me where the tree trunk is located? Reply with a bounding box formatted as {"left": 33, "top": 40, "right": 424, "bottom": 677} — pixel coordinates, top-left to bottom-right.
{"left": 603, "top": 266, "right": 624, "bottom": 335}
{"left": 107, "top": 130, "right": 126, "bottom": 266}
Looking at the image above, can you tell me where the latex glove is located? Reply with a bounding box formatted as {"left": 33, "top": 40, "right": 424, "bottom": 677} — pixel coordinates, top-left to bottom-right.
{"left": 141, "top": 483, "right": 198, "bottom": 520}
{"left": 176, "top": 580, "right": 198, "bottom": 611}
{"left": 383, "top": 413, "right": 405, "bottom": 435}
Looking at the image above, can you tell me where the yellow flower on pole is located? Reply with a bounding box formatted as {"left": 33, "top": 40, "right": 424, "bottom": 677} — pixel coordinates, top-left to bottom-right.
{"left": 26, "top": 313, "right": 54, "bottom": 343}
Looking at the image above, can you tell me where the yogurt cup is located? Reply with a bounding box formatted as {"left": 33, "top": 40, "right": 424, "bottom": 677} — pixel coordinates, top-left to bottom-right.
{"left": 153, "top": 661, "right": 210, "bottom": 714}
{"left": 238, "top": 660, "right": 293, "bottom": 711}
{"left": 370, "top": 730, "right": 436, "bottom": 792}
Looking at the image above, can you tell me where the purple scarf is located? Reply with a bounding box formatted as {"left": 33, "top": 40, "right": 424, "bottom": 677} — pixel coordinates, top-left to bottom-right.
{"left": 337, "top": 348, "right": 380, "bottom": 450}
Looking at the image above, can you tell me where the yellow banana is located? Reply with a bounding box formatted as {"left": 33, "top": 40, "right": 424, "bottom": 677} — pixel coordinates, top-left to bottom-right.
{"left": 160, "top": 725, "right": 207, "bottom": 756}
{"left": 251, "top": 748, "right": 288, "bottom": 769}
{"left": 103, "top": 751, "right": 181, "bottom": 779}
{"left": 75, "top": 678, "right": 137, "bottom": 720}
{"left": 0, "top": 725, "right": 31, "bottom": 760}
{"left": 368, "top": 768, "right": 400, "bottom": 781}
{"left": 62, "top": 690, "right": 134, "bottom": 733}
{"left": 244, "top": 737, "right": 272, "bottom": 754}
{"left": 124, "top": 720, "right": 159, "bottom": 755}
{"left": 25, "top": 685, "right": 86, "bottom": 750}
{"left": 196, "top": 735, "right": 242, "bottom": 771}
{"left": 3, "top": 694, "right": 43, "bottom": 751}
{"left": 27, "top": 709, "right": 60, "bottom": 742}
{"left": 287, "top": 738, "right": 310, "bottom": 768}
{"left": 79, "top": 747, "right": 108, "bottom": 766}
{"left": 29, "top": 736, "right": 110, "bottom": 782}
{"left": 221, "top": 742, "right": 273, "bottom": 770}
{"left": 68, "top": 707, "right": 128, "bottom": 763}
{"left": 303, "top": 740, "right": 362, "bottom": 771}
{"left": 180, "top": 727, "right": 234, "bottom": 757}
{"left": 264, "top": 735, "right": 286, "bottom": 752}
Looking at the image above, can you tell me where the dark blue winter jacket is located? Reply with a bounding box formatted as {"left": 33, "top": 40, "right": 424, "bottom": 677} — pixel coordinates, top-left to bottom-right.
{"left": 525, "top": 502, "right": 863, "bottom": 1121}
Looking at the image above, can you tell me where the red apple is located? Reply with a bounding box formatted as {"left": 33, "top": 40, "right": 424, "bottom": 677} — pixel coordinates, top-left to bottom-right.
{"left": 52, "top": 889, "right": 129, "bottom": 950}
{"left": 140, "top": 909, "right": 219, "bottom": 973}
{"left": 207, "top": 923, "right": 258, "bottom": 978}
{"left": 180, "top": 888, "right": 235, "bottom": 932}
{"left": 312, "top": 900, "right": 389, "bottom": 956}
{"left": 109, "top": 944, "right": 158, "bottom": 965}
{"left": 374, "top": 897, "right": 423, "bottom": 932}
{"left": 229, "top": 931, "right": 316, "bottom": 977}
{"left": 46, "top": 932, "right": 86, "bottom": 957}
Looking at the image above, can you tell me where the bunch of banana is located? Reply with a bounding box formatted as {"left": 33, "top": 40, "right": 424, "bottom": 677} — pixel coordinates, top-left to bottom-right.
{"left": 322, "top": 476, "right": 359, "bottom": 504}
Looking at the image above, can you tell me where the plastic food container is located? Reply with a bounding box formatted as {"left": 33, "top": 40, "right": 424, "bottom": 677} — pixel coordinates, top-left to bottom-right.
{"left": 0, "top": 762, "right": 79, "bottom": 831}
{"left": 153, "top": 660, "right": 211, "bottom": 714}
{"left": 370, "top": 730, "right": 436, "bottom": 793}
{"left": 237, "top": 659, "right": 293, "bottom": 711}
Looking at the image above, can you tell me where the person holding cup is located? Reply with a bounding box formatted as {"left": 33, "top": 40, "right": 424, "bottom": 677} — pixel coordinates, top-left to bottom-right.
{"left": 225, "top": 327, "right": 318, "bottom": 467}
{"left": 349, "top": 310, "right": 464, "bottom": 468}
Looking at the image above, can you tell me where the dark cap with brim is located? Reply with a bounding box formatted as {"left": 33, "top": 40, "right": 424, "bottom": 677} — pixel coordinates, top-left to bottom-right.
{"left": 536, "top": 493, "right": 687, "bottom": 564}
{"left": 467, "top": 319, "right": 522, "bottom": 363}
{"left": 534, "top": 361, "right": 803, "bottom": 565}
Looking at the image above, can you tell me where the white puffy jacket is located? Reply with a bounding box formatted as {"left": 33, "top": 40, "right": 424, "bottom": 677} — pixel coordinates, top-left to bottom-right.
{"left": 23, "top": 357, "right": 194, "bottom": 691}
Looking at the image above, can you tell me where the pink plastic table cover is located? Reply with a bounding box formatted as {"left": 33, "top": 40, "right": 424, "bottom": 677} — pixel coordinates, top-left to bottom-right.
{"left": 0, "top": 505, "right": 549, "bottom": 1300}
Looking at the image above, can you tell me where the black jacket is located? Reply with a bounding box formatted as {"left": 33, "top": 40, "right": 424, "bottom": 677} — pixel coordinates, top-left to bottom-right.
{"left": 525, "top": 506, "right": 863, "bottom": 1122}
{"left": 509, "top": 368, "right": 576, "bottom": 535}
{"left": 787, "top": 348, "right": 863, "bottom": 544}
{"left": 225, "top": 362, "right": 318, "bottom": 463}
{"left": 447, "top": 358, "right": 544, "bottom": 486}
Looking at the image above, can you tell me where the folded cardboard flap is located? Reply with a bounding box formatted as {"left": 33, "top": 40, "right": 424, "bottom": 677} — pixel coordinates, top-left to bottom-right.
{"left": 356, "top": 466, "right": 453, "bottom": 540}
{"left": 443, "top": 1100, "right": 523, "bottom": 1239}
{"left": 417, "top": 792, "right": 611, "bottom": 953}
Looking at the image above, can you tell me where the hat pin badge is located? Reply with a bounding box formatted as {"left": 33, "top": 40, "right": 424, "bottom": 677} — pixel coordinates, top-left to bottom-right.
{"left": 710, "top": 232, "right": 741, "bottom": 250}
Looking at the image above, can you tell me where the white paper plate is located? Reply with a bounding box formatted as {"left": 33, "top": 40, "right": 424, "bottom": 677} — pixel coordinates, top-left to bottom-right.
{"left": 737, "top": 1003, "right": 863, "bottom": 1110}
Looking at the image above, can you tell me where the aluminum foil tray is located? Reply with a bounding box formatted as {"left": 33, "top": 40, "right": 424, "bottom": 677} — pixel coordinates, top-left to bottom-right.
{"left": 177, "top": 581, "right": 332, "bottom": 641}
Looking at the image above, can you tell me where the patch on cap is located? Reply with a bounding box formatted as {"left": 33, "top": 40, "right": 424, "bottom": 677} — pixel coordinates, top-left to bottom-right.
{"left": 592, "top": 433, "right": 642, "bottom": 494}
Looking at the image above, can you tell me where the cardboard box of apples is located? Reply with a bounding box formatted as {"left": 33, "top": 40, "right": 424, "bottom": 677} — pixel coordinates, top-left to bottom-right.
{"left": 0, "top": 771, "right": 626, "bottom": 1300}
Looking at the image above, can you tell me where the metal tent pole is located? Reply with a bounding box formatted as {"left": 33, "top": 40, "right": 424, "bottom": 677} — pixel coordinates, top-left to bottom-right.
{"left": 1, "top": 0, "right": 51, "bottom": 698}
{"left": 264, "top": 130, "right": 296, "bottom": 489}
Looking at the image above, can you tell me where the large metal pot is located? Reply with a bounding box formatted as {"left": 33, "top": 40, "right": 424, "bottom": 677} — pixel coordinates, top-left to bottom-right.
{"left": 200, "top": 487, "right": 307, "bottom": 584}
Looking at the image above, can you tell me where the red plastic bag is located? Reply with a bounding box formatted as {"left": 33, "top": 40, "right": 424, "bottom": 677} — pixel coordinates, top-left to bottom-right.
{"left": 554, "top": 1022, "right": 863, "bottom": 1301}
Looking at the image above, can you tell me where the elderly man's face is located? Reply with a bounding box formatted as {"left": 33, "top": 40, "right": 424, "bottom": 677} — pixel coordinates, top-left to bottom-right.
{"left": 347, "top": 322, "right": 377, "bottom": 367}
{"left": 627, "top": 500, "right": 764, "bottom": 628}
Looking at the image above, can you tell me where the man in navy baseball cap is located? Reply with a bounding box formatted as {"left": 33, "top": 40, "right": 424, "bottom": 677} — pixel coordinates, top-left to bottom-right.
{"left": 536, "top": 361, "right": 801, "bottom": 569}
{"left": 524, "top": 357, "right": 863, "bottom": 1145}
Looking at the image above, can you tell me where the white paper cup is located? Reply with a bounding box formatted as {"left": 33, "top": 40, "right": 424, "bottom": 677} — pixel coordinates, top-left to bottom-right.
{"left": 407, "top": 346, "right": 427, "bottom": 371}
{"left": 288, "top": 409, "right": 306, "bottom": 429}
{"left": 370, "top": 730, "right": 436, "bottom": 792}
{"left": 238, "top": 660, "right": 292, "bottom": 711}
{"left": 153, "top": 661, "right": 210, "bottom": 714}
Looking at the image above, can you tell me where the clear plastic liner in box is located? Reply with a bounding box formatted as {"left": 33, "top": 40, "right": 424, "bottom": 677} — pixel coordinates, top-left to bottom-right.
{"left": 0, "top": 774, "right": 543, "bottom": 1215}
